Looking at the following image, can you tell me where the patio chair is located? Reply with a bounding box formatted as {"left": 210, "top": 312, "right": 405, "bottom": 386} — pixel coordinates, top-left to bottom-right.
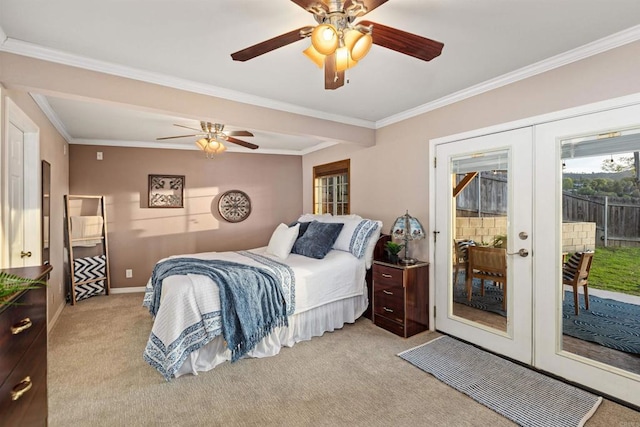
{"left": 562, "top": 251, "right": 594, "bottom": 315}
{"left": 466, "top": 246, "right": 507, "bottom": 311}
{"left": 453, "top": 239, "right": 475, "bottom": 285}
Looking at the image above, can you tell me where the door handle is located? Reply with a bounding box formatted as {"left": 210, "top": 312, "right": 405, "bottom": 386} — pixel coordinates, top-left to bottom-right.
{"left": 20, "top": 251, "right": 32, "bottom": 258}
{"left": 507, "top": 248, "right": 529, "bottom": 257}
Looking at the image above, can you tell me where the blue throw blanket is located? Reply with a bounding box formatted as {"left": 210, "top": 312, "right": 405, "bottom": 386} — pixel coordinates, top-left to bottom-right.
{"left": 148, "top": 257, "right": 289, "bottom": 362}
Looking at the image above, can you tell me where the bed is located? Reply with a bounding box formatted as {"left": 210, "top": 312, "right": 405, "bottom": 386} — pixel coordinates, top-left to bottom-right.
{"left": 143, "top": 214, "right": 383, "bottom": 380}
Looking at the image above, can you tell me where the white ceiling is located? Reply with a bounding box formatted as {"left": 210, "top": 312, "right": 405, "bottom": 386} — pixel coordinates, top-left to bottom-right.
{"left": 2, "top": 0, "right": 640, "bottom": 154}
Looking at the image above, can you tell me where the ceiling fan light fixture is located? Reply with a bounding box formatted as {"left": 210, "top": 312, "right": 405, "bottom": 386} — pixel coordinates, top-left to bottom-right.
{"left": 196, "top": 137, "right": 226, "bottom": 156}
{"left": 334, "top": 47, "right": 357, "bottom": 71}
{"left": 303, "top": 45, "right": 325, "bottom": 68}
{"left": 346, "top": 30, "right": 372, "bottom": 62}
{"left": 311, "top": 24, "right": 338, "bottom": 55}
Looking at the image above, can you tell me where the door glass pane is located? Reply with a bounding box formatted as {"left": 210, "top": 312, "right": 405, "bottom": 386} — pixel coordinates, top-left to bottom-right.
{"left": 451, "top": 150, "right": 509, "bottom": 333}
{"left": 560, "top": 130, "right": 640, "bottom": 375}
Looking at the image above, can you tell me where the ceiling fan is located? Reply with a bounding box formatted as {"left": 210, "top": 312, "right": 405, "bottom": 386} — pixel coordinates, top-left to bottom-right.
{"left": 230, "top": 0, "right": 444, "bottom": 90}
{"left": 157, "top": 121, "right": 258, "bottom": 156}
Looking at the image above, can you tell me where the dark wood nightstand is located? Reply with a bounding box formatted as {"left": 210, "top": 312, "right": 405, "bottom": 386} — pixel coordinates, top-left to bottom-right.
{"left": 372, "top": 260, "right": 429, "bottom": 338}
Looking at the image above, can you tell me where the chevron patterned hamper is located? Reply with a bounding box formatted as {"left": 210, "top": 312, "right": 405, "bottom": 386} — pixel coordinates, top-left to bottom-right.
{"left": 73, "top": 255, "right": 106, "bottom": 302}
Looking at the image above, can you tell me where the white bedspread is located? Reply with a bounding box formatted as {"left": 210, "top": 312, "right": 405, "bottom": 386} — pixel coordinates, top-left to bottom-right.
{"left": 143, "top": 247, "right": 366, "bottom": 380}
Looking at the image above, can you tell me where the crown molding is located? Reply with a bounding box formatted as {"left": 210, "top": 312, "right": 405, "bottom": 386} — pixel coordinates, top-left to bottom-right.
{"left": 30, "top": 93, "right": 73, "bottom": 142}
{"left": 0, "top": 37, "right": 375, "bottom": 130}
{"left": 377, "top": 24, "right": 640, "bottom": 128}
{"left": 69, "top": 138, "right": 316, "bottom": 156}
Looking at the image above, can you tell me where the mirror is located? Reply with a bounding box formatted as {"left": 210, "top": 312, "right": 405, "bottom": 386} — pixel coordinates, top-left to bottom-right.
{"left": 560, "top": 130, "right": 640, "bottom": 375}
{"left": 450, "top": 150, "right": 509, "bottom": 332}
{"left": 42, "top": 160, "right": 50, "bottom": 265}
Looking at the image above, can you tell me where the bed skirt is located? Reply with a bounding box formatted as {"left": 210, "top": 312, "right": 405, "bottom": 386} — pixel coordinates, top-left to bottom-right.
{"left": 174, "top": 293, "right": 368, "bottom": 378}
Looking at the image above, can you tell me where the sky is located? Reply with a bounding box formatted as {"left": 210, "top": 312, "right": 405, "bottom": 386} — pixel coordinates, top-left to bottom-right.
{"left": 563, "top": 154, "right": 630, "bottom": 174}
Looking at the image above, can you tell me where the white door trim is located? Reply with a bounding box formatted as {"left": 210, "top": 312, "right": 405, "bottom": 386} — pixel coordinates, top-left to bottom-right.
{"left": 1, "top": 95, "right": 41, "bottom": 267}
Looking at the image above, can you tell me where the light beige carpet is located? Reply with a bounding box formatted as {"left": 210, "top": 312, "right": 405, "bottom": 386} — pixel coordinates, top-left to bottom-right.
{"left": 48, "top": 294, "right": 640, "bottom": 426}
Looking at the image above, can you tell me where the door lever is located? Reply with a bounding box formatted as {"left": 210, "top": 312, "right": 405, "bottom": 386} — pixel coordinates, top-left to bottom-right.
{"left": 507, "top": 248, "right": 529, "bottom": 257}
{"left": 20, "top": 251, "right": 32, "bottom": 258}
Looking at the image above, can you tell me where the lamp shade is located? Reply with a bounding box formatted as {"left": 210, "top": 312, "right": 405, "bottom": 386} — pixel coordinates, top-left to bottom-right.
{"left": 303, "top": 45, "right": 325, "bottom": 68}
{"left": 390, "top": 211, "right": 425, "bottom": 241}
{"left": 311, "top": 24, "right": 339, "bottom": 55}
{"left": 390, "top": 211, "right": 425, "bottom": 264}
{"left": 335, "top": 46, "right": 357, "bottom": 71}
{"left": 344, "top": 29, "right": 372, "bottom": 62}
{"left": 196, "top": 137, "right": 226, "bottom": 155}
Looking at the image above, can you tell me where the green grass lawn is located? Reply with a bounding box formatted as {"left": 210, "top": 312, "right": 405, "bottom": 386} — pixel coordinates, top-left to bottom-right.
{"left": 589, "top": 246, "right": 640, "bottom": 296}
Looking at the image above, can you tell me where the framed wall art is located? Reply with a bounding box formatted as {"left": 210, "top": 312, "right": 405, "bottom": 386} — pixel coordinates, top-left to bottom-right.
{"left": 148, "top": 174, "right": 185, "bottom": 208}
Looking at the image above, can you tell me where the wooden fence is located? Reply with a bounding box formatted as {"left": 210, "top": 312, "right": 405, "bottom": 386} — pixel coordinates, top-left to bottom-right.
{"left": 456, "top": 173, "right": 507, "bottom": 217}
{"left": 563, "top": 193, "right": 640, "bottom": 247}
{"left": 456, "top": 173, "right": 640, "bottom": 247}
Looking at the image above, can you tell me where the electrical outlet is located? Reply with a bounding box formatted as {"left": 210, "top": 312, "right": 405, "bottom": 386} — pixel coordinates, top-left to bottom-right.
{"left": 97, "top": 151, "right": 103, "bottom": 160}
{"left": 125, "top": 269, "right": 133, "bottom": 278}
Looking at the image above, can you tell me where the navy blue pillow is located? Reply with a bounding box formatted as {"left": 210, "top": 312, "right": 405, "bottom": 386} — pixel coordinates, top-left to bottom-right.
{"left": 288, "top": 220, "right": 314, "bottom": 239}
{"left": 291, "top": 221, "right": 344, "bottom": 259}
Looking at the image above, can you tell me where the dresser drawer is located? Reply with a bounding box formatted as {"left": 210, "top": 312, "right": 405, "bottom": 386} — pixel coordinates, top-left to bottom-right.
{"left": 373, "top": 265, "right": 403, "bottom": 287}
{"left": 0, "top": 286, "right": 46, "bottom": 384}
{"left": 0, "top": 326, "right": 47, "bottom": 426}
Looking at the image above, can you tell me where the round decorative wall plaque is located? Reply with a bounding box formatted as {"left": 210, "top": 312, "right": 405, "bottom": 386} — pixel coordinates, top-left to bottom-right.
{"left": 218, "top": 190, "right": 252, "bottom": 223}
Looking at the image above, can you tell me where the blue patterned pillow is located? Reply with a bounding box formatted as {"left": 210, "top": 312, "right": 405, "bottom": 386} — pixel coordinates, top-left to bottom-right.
{"left": 349, "top": 219, "right": 380, "bottom": 258}
{"left": 291, "top": 222, "right": 344, "bottom": 259}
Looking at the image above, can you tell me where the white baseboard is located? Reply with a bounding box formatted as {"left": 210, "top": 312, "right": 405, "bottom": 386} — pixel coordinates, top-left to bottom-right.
{"left": 48, "top": 301, "right": 65, "bottom": 333}
{"left": 110, "top": 286, "right": 146, "bottom": 294}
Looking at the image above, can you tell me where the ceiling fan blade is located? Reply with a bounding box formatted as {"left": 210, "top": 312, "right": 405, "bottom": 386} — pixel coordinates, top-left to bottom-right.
{"left": 231, "top": 26, "right": 314, "bottom": 61}
{"left": 156, "top": 134, "right": 200, "bottom": 141}
{"left": 343, "top": 0, "right": 388, "bottom": 16}
{"left": 173, "top": 124, "right": 203, "bottom": 132}
{"left": 358, "top": 20, "right": 444, "bottom": 62}
{"left": 324, "top": 54, "right": 345, "bottom": 90}
{"left": 226, "top": 130, "right": 254, "bottom": 137}
{"left": 290, "top": 0, "right": 329, "bottom": 13}
{"left": 226, "top": 136, "right": 259, "bottom": 150}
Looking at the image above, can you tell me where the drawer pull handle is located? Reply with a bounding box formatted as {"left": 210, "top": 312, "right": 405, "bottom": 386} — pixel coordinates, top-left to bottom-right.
{"left": 381, "top": 273, "right": 392, "bottom": 278}
{"left": 383, "top": 307, "right": 394, "bottom": 313}
{"left": 11, "top": 376, "right": 32, "bottom": 401}
{"left": 383, "top": 290, "right": 393, "bottom": 295}
{"left": 11, "top": 318, "right": 32, "bottom": 335}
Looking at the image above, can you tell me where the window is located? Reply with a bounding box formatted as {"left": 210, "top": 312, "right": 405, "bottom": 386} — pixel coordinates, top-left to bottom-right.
{"left": 313, "top": 159, "right": 350, "bottom": 215}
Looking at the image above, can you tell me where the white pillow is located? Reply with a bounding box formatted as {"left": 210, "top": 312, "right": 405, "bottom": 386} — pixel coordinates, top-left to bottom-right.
{"left": 266, "top": 223, "right": 299, "bottom": 260}
{"left": 297, "top": 213, "right": 332, "bottom": 222}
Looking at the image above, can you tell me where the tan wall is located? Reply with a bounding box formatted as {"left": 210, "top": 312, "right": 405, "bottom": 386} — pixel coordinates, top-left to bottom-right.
{"left": 455, "top": 217, "right": 507, "bottom": 245}
{"left": 302, "top": 41, "right": 640, "bottom": 262}
{"left": 562, "top": 222, "right": 596, "bottom": 253}
{"left": 1, "top": 88, "right": 70, "bottom": 325}
{"left": 2, "top": 39, "right": 640, "bottom": 312}
{"left": 69, "top": 145, "right": 302, "bottom": 288}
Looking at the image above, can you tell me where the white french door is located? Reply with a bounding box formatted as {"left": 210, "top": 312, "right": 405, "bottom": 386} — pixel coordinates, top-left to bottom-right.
{"left": 534, "top": 103, "right": 640, "bottom": 407}
{"left": 433, "top": 127, "right": 533, "bottom": 364}
{"left": 431, "top": 96, "right": 640, "bottom": 407}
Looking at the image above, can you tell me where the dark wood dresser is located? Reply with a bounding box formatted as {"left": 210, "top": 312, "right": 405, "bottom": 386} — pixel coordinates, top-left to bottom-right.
{"left": 372, "top": 260, "right": 428, "bottom": 338}
{"left": 0, "top": 265, "right": 52, "bottom": 426}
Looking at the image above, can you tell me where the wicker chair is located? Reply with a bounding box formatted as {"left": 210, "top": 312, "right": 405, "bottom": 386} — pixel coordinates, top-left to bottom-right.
{"left": 466, "top": 246, "right": 507, "bottom": 311}
{"left": 562, "top": 251, "right": 594, "bottom": 315}
{"left": 453, "top": 239, "right": 475, "bottom": 285}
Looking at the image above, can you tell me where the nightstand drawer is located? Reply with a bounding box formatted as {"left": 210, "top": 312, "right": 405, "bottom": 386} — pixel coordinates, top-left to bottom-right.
{"left": 373, "top": 265, "right": 403, "bottom": 287}
{"left": 374, "top": 315, "right": 405, "bottom": 336}
{"left": 373, "top": 285, "right": 405, "bottom": 323}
